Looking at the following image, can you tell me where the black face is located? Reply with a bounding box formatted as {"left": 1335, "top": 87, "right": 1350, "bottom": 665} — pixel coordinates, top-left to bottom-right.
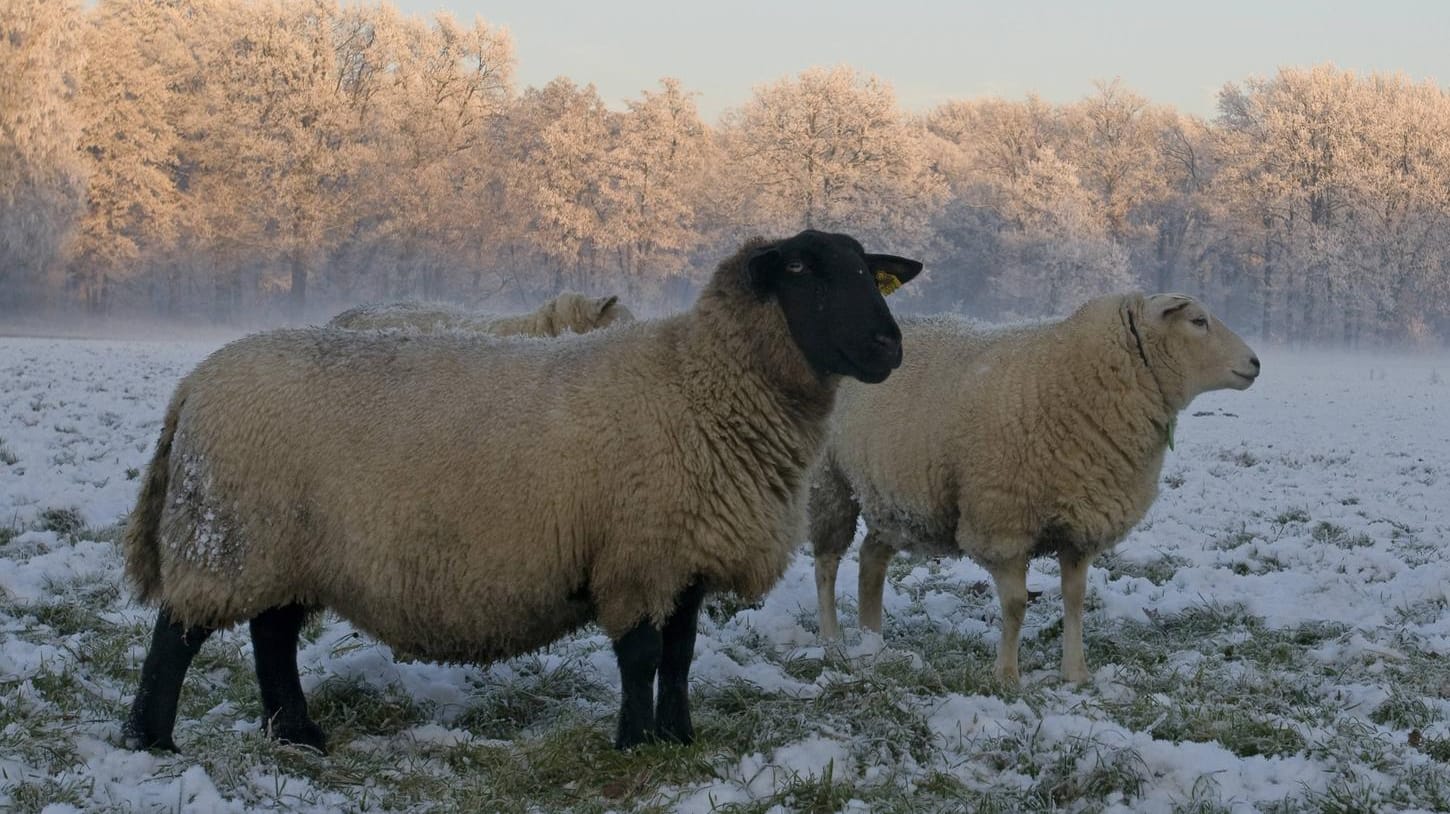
{"left": 747, "top": 230, "right": 923, "bottom": 383}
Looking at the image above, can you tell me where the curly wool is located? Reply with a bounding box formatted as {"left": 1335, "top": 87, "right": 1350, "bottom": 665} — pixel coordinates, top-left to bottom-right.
{"left": 124, "top": 241, "right": 833, "bottom": 664}
{"left": 822, "top": 295, "right": 1176, "bottom": 569}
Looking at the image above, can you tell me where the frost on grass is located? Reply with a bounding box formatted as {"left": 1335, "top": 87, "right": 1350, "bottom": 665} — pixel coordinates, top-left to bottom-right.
{"left": 2, "top": 340, "right": 1450, "bottom": 812}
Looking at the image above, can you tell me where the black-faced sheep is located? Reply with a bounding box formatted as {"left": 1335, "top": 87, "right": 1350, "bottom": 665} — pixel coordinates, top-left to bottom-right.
{"left": 122, "top": 230, "right": 922, "bottom": 753}
{"left": 327, "top": 291, "right": 634, "bottom": 337}
{"left": 810, "top": 294, "right": 1259, "bottom": 684}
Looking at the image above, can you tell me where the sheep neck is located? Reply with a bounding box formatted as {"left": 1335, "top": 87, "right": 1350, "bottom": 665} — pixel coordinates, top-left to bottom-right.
{"left": 1125, "top": 307, "right": 1178, "bottom": 449}
{"left": 681, "top": 259, "right": 839, "bottom": 470}
{"left": 688, "top": 294, "right": 837, "bottom": 425}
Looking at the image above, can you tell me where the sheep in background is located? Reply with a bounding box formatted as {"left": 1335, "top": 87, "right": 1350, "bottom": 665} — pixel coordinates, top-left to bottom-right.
{"left": 811, "top": 293, "right": 1259, "bottom": 684}
{"left": 123, "top": 230, "right": 921, "bottom": 754}
{"left": 327, "top": 291, "right": 634, "bottom": 337}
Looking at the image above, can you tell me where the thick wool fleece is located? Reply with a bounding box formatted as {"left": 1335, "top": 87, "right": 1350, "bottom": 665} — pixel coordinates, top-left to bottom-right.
{"left": 125, "top": 240, "right": 835, "bottom": 663}
{"left": 327, "top": 292, "right": 634, "bottom": 337}
{"left": 817, "top": 294, "right": 1181, "bottom": 568}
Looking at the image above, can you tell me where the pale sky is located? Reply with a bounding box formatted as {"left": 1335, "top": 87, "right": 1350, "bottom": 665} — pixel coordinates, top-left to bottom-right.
{"left": 389, "top": 0, "right": 1450, "bottom": 122}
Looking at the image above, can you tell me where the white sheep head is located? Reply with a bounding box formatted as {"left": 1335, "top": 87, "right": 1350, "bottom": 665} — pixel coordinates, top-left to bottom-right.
{"left": 1136, "top": 293, "right": 1260, "bottom": 407}
{"left": 551, "top": 291, "right": 636, "bottom": 334}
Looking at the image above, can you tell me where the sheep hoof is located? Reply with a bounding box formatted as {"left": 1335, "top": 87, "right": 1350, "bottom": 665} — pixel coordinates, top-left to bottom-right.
{"left": 993, "top": 664, "right": 1020, "bottom": 686}
{"left": 655, "top": 719, "right": 694, "bottom": 746}
{"left": 1062, "top": 666, "right": 1091, "bottom": 684}
{"left": 268, "top": 718, "right": 327, "bottom": 754}
{"left": 125, "top": 732, "right": 179, "bottom": 753}
{"left": 614, "top": 729, "right": 656, "bottom": 751}
{"left": 122, "top": 718, "right": 179, "bottom": 753}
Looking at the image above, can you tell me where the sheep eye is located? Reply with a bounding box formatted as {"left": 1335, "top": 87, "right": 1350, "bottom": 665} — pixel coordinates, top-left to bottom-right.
{"left": 1191, "top": 316, "right": 1208, "bottom": 328}
{"left": 785, "top": 260, "right": 806, "bottom": 274}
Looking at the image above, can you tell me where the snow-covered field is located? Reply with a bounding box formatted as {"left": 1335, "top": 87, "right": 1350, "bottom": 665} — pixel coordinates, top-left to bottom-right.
{"left": 1, "top": 335, "right": 1448, "bottom": 812}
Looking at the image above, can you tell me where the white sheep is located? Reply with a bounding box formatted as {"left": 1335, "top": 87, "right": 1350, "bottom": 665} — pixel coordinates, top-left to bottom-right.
{"left": 122, "top": 230, "right": 921, "bottom": 753}
{"left": 327, "top": 291, "right": 634, "bottom": 337}
{"left": 810, "top": 293, "right": 1259, "bottom": 684}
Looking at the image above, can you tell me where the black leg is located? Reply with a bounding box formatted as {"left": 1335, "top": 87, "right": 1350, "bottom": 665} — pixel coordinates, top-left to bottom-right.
{"left": 612, "top": 618, "right": 662, "bottom": 750}
{"left": 124, "top": 606, "right": 214, "bottom": 752}
{"left": 655, "top": 580, "right": 705, "bottom": 744}
{"left": 250, "top": 604, "right": 326, "bottom": 752}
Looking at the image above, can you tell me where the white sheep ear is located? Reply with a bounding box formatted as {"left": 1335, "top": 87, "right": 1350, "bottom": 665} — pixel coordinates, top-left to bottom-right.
{"left": 1150, "top": 294, "right": 1193, "bottom": 319}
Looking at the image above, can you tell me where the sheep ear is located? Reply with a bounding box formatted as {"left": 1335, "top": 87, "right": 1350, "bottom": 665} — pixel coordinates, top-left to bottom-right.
{"left": 1151, "top": 295, "right": 1193, "bottom": 320}
{"left": 595, "top": 295, "right": 619, "bottom": 317}
{"left": 866, "top": 254, "right": 924, "bottom": 296}
{"left": 746, "top": 246, "right": 782, "bottom": 294}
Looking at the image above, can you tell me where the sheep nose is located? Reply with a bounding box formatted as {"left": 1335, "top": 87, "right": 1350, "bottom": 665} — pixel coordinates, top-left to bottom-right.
{"left": 872, "top": 332, "right": 900, "bottom": 356}
{"left": 1249, "top": 356, "right": 1261, "bottom": 371}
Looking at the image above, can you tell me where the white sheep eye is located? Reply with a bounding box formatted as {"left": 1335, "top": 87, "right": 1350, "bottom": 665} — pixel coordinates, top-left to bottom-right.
{"left": 785, "top": 260, "right": 806, "bottom": 274}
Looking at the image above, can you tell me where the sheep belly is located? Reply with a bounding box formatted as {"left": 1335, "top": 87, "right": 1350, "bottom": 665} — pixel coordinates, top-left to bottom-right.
{"left": 858, "top": 497, "right": 961, "bottom": 558}
{"left": 156, "top": 493, "right": 599, "bottom": 663}
{"left": 330, "top": 582, "right": 597, "bottom": 666}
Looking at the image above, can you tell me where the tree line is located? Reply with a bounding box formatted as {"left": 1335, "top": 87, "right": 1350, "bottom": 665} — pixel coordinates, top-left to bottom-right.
{"left": 3, "top": 0, "right": 1449, "bottom": 345}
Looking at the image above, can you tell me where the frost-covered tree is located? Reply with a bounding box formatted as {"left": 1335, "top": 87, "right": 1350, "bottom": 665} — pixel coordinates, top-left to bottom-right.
{"left": 365, "top": 8, "right": 513, "bottom": 300}
{"left": 71, "top": 0, "right": 191, "bottom": 312}
{"left": 720, "top": 66, "right": 945, "bottom": 253}
{"left": 925, "top": 96, "right": 1126, "bottom": 317}
{"left": 0, "top": 0, "right": 86, "bottom": 310}
{"left": 1214, "top": 65, "right": 1450, "bottom": 343}
{"left": 1334, "top": 75, "right": 1450, "bottom": 344}
{"left": 600, "top": 78, "right": 712, "bottom": 300}
{"left": 1139, "top": 114, "right": 1217, "bottom": 295}
{"left": 1215, "top": 65, "right": 1354, "bottom": 340}
{"left": 991, "top": 148, "right": 1131, "bottom": 315}
{"left": 501, "top": 77, "right": 614, "bottom": 295}
{"left": 1063, "top": 80, "right": 1171, "bottom": 244}
{"left": 7, "top": 4, "right": 1450, "bottom": 345}
{"left": 188, "top": 0, "right": 382, "bottom": 319}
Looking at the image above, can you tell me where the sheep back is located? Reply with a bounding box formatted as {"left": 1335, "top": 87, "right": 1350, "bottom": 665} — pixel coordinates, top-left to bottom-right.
{"left": 329, "top": 293, "right": 633, "bottom": 338}
{"left": 326, "top": 301, "right": 490, "bottom": 333}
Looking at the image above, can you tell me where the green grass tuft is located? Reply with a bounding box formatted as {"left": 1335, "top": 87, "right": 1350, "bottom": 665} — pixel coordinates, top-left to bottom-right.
{"left": 37, "top": 507, "right": 85, "bottom": 537}
{"left": 1098, "top": 551, "right": 1190, "bottom": 585}
{"left": 457, "top": 657, "right": 609, "bottom": 739}
{"left": 1371, "top": 693, "right": 1441, "bottom": 730}
{"left": 308, "top": 676, "right": 431, "bottom": 739}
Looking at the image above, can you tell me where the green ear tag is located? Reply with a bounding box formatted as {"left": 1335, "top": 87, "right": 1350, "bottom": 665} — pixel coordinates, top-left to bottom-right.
{"left": 874, "top": 270, "right": 902, "bottom": 296}
{"left": 1166, "top": 416, "right": 1177, "bottom": 451}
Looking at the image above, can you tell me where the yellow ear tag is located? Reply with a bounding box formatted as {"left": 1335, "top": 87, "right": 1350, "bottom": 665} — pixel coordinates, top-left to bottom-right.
{"left": 874, "top": 270, "right": 902, "bottom": 296}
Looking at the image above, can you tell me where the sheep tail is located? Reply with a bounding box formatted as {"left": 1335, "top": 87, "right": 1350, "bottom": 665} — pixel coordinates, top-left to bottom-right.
{"left": 123, "top": 384, "right": 186, "bottom": 605}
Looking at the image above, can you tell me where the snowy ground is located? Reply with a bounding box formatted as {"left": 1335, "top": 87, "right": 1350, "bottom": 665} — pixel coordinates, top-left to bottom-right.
{"left": 1, "top": 335, "right": 1448, "bottom": 812}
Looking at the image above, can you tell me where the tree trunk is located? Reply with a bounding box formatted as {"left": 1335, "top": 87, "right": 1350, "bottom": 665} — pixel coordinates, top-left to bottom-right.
{"left": 1156, "top": 245, "right": 1173, "bottom": 293}
{"left": 289, "top": 249, "right": 308, "bottom": 322}
{"left": 1260, "top": 256, "right": 1274, "bottom": 342}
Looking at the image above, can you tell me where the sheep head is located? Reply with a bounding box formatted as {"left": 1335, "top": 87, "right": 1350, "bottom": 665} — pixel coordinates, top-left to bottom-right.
{"left": 747, "top": 229, "right": 923, "bottom": 384}
{"left": 1137, "top": 294, "right": 1260, "bottom": 407}
{"left": 548, "top": 291, "right": 635, "bottom": 335}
